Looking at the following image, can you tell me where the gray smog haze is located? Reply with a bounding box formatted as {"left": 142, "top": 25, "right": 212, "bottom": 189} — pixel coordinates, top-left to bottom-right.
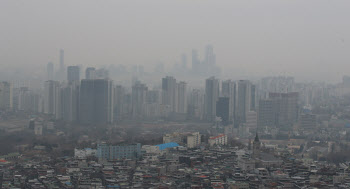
{"left": 1, "top": 0, "right": 350, "bottom": 83}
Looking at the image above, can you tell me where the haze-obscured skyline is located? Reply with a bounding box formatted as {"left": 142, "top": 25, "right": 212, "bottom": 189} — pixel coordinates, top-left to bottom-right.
{"left": 1, "top": 0, "right": 350, "bottom": 83}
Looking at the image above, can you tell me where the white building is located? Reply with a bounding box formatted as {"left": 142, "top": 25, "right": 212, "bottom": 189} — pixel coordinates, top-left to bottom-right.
{"left": 187, "top": 132, "right": 201, "bottom": 148}
{"left": 142, "top": 145, "right": 160, "bottom": 154}
{"left": 208, "top": 134, "right": 228, "bottom": 146}
{"left": 34, "top": 124, "right": 43, "bottom": 136}
{"left": 163, "top": 132, "right": 201, "bottom": 148}
{"left": 245, "top": 111, "right": 258, "bottom": 132}
{"left": 74, "top": 148, "right": 97, "bottom": 158}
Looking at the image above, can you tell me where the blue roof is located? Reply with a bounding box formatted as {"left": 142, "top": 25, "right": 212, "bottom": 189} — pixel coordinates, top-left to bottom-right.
{"left": 155, "top": 142, "right": 179, "bottom": 150}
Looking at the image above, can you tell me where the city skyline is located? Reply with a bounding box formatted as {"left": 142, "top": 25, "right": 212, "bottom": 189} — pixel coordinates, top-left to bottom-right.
{"left": 1, "top": 0, "right": 350, "bottom": 82}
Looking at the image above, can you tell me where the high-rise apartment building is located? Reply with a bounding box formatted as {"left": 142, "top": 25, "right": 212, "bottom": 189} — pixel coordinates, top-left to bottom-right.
{"left": 177, "top": 81, "right": 187, "bottom": 114}
{"left": 113, "top": 85, "right": 126, "bottom": 122}
{"left": 205, "top": 77, "right": 219, "bottom": 121}
{"left": 44, "top": 80, "right": 60, "bottom": 115}
{"left": 236, "top": 80, "right": 252, "bottom": 125}
{"left": 222, "top": 80, "right": 236, "bottom": 123}
{"left": 60, "top": 83, "right": 80, "bottom": 122}
{"left": 132, "top": 82, "right": 148, "bottom": 119}
{"left": 188, "top": 89, "right": 204, "bottom": 120}
{"left": 0, "top": 82, "right": 13, "bottom": 110}
{"left": 162, "top": 76, "right": 178, "bottom": 112}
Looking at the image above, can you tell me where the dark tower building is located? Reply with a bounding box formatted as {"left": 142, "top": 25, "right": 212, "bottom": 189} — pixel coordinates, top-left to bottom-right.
{"left": 216, "top": 97, "right": 230, "bottom": 125}
{"left": 79, "top": 79, "right": 113, "bottom": 124}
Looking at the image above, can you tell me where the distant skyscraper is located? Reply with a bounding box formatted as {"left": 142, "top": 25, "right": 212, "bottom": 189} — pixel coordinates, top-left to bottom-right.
{"left": 260, "top": 76, "right": 295, "bottom": 98}
{"left": 79, "top": 79, "right": 114, "bottom": 124}
{"left": 205, "top": 77, "right": 219, "bottom": 121}
{"left": 177, "top": 81, "right": 187, "bottom": 114}
{"left": 162, "top": 76, "right": 178, "bottom": 112}
{"left": 181, "top": 54, "right": 187, "bottom": 70}
{"left": 47, "top": 62, "right": 54, "bottom": 80}
{"left": 67, "top": 66, "right": 80, "bottom": 82}
{"left": 205, "top": 44, "right": 216, "bottom": 66}
{"left": 85, "top": 67, "right": 96, "bottom": 79}
{"left": 132, "top": 82, "right": 148, "bottom": 119}
{"left": 0, "top": 82, "right": 13, "bottom": 110}
{"left": 58, "top": 49, "right": 65, "bottom": 80}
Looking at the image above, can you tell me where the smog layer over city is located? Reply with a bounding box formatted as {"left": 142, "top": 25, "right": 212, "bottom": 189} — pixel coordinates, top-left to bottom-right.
{"left": 1, "top": 0, "right": 350, "bottom": 188}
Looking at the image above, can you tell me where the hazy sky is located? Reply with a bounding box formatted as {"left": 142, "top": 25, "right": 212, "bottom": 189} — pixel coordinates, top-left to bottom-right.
{"left": 1, "top": 0, "right": 350, "bottom": 82}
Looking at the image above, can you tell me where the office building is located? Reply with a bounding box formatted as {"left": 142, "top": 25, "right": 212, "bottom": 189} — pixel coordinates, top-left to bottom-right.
{"left": 79, "top": 79, "right": 114, "bottom": 124}
{"left": 258, "top": 99, "right": 275, "bottom": 128}
{"left": 216, "top": 97, "right": 230, "bottom": 125}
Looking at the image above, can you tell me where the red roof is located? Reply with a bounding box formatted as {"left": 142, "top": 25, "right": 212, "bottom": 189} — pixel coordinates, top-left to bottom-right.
{"left": 209, "top": 134, "right": 226, "bottom": 140}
